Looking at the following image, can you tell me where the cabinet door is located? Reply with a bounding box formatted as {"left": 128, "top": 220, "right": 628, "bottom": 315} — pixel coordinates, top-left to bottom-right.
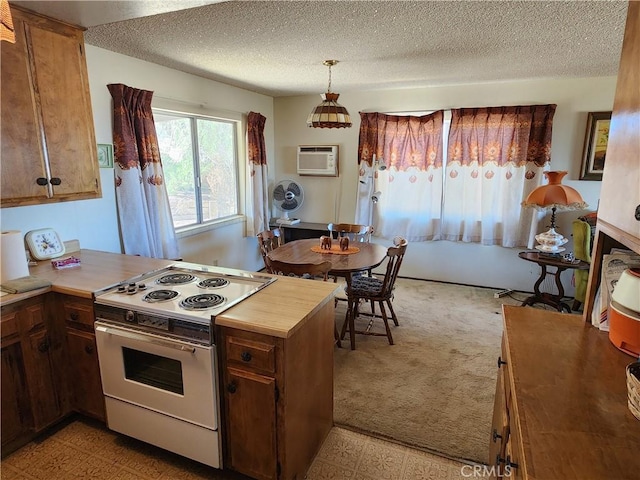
{"left": 0, "top": 14, "right": 49, "bottom": 204}
{"left": 20, "top": 301, "right": 62, "bottom": 431}
{"left": 0, "top": 6, "right": 100, "bottom": 207}
{"left": 28, "top": 15, "right": 100, "bottom": 200}
{"left": 488, "top": 365, "right": 507, "bottom": 473}
{"left": 598, "top": 2, "right": 640, "bottom": 239}
{"left": 24, "top": 327, "right": 62, "bottom": 430}
{"left": 65, "top": 329, "right": 105, "bottom": 421}
{"left": 1, "top": 312, "right": 32, "bottom": 451}
{"left": 224, "top": 367, "right": 277, "bottom": 480}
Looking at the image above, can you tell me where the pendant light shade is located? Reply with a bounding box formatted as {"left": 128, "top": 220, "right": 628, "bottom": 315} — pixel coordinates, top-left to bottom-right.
{"left": 307, "top": 60, "right": 352, "bottom": 129}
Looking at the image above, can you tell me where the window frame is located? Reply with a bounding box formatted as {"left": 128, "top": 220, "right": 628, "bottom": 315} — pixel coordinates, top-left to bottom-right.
{"left": 152, "top": 102, "right": 246, "bottom": 237}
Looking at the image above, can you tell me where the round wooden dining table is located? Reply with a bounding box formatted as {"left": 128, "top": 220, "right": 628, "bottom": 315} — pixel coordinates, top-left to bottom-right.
{"left": 266, "top": 238, "right": 388, "bottom": 277}
{"left": 267, "top": 238, "right": 389, "bottom": 350}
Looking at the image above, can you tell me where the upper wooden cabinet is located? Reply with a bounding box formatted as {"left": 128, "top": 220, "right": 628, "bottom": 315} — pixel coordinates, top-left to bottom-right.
{"left": 584, "top": 2, "right": 640, "bottom": 320}
{"left": 597, "top": 1, "right": 640, "bottom": 244}
{"left": 0, "top": 5, "right": 101, "bottom": 208}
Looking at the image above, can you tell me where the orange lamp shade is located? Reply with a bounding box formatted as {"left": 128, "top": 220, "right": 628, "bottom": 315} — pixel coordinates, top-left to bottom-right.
{"left": 523, "top": 171, "right": 587, "bottom": 209}
{"left": 1, "top": 0, "right": 16, "bottom": 44}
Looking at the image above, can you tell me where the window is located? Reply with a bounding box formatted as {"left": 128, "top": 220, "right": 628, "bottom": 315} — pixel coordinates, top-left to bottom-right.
{"left": 154, "top": 109, "right": 240, "bottom": 229}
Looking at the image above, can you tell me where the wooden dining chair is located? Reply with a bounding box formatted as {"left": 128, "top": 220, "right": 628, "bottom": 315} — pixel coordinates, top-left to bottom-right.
{"left": 327, "top": 223, "right": 373, "bottom": 243}
{"left": 265, "top": 256, "right": 341, "bottom": 347}
{"left": 257, "top": 228, "right": 283, "bottom": 273}
{"left": 327, "top": 223, "right": 375, "bottom": 307}
{"left": 340, "top": 237, "right": 408, "bottom": 350}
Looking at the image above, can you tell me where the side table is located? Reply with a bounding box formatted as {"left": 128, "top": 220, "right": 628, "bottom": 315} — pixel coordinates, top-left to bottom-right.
{"left": 518, "top": 251, "right": 590, "bottom": 313}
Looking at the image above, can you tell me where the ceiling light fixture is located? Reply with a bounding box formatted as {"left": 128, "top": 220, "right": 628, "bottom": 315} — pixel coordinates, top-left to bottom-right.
{"left": 307, "top": 60, "right": 352, "bottom": 129}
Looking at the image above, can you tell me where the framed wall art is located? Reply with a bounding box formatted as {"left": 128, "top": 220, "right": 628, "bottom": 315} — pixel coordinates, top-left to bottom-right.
{"left": 579, "top": 111, "right": 611, "bottom": 180}
{"left": 97, "top": 143, "right": 114, "bottom": 168}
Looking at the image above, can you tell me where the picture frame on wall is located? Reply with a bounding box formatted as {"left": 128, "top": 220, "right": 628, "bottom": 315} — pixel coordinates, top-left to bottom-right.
{"left": 97, "top": 143, "right": 114, "bottom": 168}
{"left": 579, "top": 111, "right": 611, "bottom": 181}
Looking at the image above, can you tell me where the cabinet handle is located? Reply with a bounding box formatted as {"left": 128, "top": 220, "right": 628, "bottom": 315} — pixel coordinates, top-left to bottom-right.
{"left": 84, "top": 344, "right": 94, "bottom": 354}
{"left": 505, "top": 456, "right": 519, "bottom": 469}
{"left": 241, "top": 351, "right": 252, "bottom": 362}
{"left": 50, "top": 177, "right": 62, "bottom": 186}
{"left": 635, "top": 204, "right": 640, "bottom": 221}
{"left": 497, "top": 356, "right": 507, "bottom": 368}
{"left": 36, "top": 177, "right": 49, "bottom": 186}
{"left": 38, "top": 338, "right": 50, "bottom": 353}
{"left": 496, "top": 455, "right": 519, "bottom": 469}
{"left": 227, "top": 382, "right": 237, "bottom": 394}
{"left": 70, "top": 312, "right": 79, "bottom": 321}
{"left": 492, "top": 428, "right": 502, "bottom": 442}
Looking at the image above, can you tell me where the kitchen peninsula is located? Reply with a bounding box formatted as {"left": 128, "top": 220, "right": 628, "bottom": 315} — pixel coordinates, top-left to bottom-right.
{"left": 1, "top": 249, "right": 338, "bottom": 480}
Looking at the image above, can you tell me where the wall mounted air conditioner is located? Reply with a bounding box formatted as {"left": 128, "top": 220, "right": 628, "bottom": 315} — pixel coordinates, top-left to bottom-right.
{"left": 297, "top": 145, "right": 339, "bottom": 177}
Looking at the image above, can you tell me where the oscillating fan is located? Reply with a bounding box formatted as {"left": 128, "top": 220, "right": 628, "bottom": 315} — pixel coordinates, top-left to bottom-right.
{"left": 272, "top": 180, "right": 304, "bottom": 225}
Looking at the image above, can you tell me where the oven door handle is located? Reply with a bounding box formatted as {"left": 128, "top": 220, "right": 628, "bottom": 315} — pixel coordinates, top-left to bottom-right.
{"left": 95, "top": 324, "right": 197, "bottom": 354}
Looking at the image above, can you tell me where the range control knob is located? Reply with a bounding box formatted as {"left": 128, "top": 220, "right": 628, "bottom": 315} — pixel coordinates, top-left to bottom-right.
{"left": 125, "top": 310, "right": 135, "bottom": 323}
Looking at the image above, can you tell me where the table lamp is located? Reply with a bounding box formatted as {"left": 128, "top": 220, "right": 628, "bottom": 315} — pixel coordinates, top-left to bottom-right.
{"left": 522, "top": 171, "right": 588, "bottom": 254}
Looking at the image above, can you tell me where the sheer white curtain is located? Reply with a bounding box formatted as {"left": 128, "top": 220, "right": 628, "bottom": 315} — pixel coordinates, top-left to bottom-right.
{"left": 355, "top": 112, "right": 444, "bottom": 242}
{"left": 441, "top": 105, "right": 556, "bottom": 247}
{"left": 245, "top": 112, "right": 269, "bottom": 236}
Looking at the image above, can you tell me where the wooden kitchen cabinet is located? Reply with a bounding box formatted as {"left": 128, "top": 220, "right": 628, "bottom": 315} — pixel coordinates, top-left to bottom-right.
{"left": 489, "top": 306, "right": 640, "bottom": 479}
{"left": 1, "top": 310, "right": 31, "bottom": 453}
{"left": 1, "top": 296, "right": 65, "bottom": 456}
{"left": 0, "top": 5, "right": 101, "bottom": 208}
{"left": 584, "top": 1, "right": 640, "bottom": 321}
{"left": 59, "top": 295, "right": 105, "bottom": 422}
{"left": 217, "top": 299, "right": 334, "bottom": 480}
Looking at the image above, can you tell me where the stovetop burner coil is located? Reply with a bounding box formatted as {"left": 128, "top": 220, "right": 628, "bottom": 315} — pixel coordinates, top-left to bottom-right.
{"left": 142, "top": 289, "right": 179, "bottom": 303}
{"left": 157, "top": 273, "right": 197, "bottom": 285}
{"left": 179, "top": 293, "right": 226, "bottom": 310}
{"left": 197, "top": 278, "right": 230, "bottom": 289}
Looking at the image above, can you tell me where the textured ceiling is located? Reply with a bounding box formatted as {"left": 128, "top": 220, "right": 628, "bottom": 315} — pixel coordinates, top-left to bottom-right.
{"left": 13, "top": 1, "right": 629, "bottom": 98}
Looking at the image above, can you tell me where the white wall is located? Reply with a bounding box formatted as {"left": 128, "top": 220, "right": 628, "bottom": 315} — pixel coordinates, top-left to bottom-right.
{"left": 274, "top": 77, "right": 617, "bottom": 293}
{"left": 0, "top": 46, "right": 274, "bottom": 272}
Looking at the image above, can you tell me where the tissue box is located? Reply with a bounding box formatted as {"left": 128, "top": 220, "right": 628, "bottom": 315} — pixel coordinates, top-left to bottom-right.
{"left": 51, "top": 256, "right": 81, "bottom": 269}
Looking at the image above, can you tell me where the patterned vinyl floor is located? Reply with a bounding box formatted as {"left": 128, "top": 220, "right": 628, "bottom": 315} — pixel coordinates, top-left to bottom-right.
{"left": 1, "top": 418, "right": 470, "bottom": 479}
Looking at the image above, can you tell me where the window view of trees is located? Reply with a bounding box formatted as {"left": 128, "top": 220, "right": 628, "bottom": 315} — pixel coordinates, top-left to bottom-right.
{"left": 155, "top": 111, "right": 239, "bottom": 228}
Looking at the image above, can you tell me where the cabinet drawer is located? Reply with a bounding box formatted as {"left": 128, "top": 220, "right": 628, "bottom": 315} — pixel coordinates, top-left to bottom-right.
{"left": 226, "top": 336, "right": 276, "bottom": 375}
{"left": 63, "top": 299, "right": 94, "bottom": 328}
{"left": 1, "top": 311, "right": 19, "bottom": 340}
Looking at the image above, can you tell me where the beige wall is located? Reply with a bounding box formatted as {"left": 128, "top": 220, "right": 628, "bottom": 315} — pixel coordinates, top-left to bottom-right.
{"left": 274, "top": 77, "right": 616, "bottom": 292}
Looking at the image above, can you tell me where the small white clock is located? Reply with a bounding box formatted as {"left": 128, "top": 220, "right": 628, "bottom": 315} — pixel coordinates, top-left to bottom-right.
{"left": 25, "top": 228, "right": 66, "bottom": 261}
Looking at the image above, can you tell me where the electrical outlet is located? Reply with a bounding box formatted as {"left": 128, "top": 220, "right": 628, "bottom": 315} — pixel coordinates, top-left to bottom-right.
{"left": 211, "top": 259, "right": 218, "bottom": 266}
{"left": 494, "top": 289, "right": 513, "bottom": 298}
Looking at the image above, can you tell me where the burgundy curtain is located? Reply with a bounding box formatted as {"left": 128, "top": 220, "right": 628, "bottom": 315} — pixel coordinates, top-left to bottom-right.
{"left": 248, "top": 112, "right": 267, "bottom": 165}
{"left": 246, "top": 112, "right": 269, "bottom": 236}
{"left": 442, "top": 104, "right": 557, "bottom": 246}
{"left": 448, "top": 105, "right": 556, "bottom": 171}
{"left": 358, "top": 111, "right": 444, "bottom": 171}
{"left": 355, "top": 111, "right": 445, "bottom": 241}
{"left": 107, "top": 83, "right": 179, "bottom": 259}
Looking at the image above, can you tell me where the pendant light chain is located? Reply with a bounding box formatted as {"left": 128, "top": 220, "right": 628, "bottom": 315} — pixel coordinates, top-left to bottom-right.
{"left": 327, "top": 63, "right": 332, "bottom": 93}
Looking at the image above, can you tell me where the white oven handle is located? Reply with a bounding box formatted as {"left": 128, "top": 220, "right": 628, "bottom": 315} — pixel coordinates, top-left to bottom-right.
{"left": 95, "top": 323, "right": 198, "bottom": 354}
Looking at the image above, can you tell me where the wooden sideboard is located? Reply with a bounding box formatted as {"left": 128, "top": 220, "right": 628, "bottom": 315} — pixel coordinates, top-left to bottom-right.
{"left": 490, "top": 306, "right": 640, "bottom": 479}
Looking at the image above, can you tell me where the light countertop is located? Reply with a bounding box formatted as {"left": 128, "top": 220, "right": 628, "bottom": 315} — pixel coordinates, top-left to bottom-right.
{"left": 1, "top": 249, "right": 338, "bottom": 338}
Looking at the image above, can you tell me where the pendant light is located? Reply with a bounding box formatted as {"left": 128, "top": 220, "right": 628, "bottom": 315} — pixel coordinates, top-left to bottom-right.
{"left": 307, "top": 60, "right": 352, "bottom": 129}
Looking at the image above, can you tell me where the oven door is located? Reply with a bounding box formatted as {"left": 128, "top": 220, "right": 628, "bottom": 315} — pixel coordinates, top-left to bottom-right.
{"left": 94, "top": 320, "right": 218, "bottom": 430}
